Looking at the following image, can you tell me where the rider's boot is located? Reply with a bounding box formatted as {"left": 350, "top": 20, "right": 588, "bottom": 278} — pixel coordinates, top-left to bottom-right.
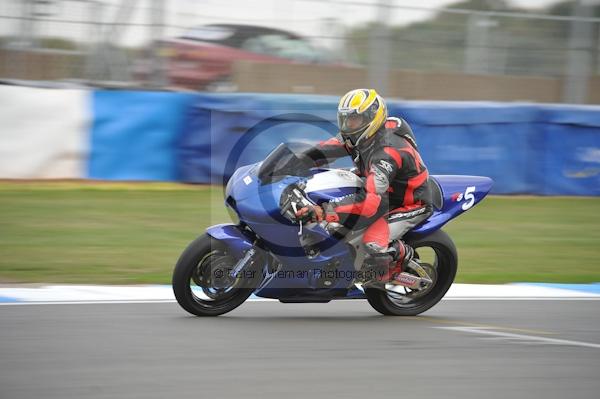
{"left": 361, "top": 240, "right": 417, "bottom": 285}
{"left": 388, "top": 239, "right": 415, "bottom": 269}
{"left": 361, "top": 252, "right": 394, "bottom": 284}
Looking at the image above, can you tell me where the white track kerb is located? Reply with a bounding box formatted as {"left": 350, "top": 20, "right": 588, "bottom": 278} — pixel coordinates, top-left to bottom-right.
{"left": 0, "top": 283, "right": 598, "bottom": 305}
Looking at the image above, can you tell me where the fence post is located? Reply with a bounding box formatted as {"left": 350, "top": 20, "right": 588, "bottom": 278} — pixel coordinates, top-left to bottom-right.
{"left": 368, "top": 0, "right": 391, "bottom": 95}
{"left": 563, "top": 0, "right": 595, "bottom": 104}
{"left": 148, "top": 0, "right": 167, "bottom": 87}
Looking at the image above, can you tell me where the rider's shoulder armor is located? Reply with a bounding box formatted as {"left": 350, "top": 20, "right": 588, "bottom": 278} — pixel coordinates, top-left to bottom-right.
{"left": 383, "top": 117, "right": 418, "bottom": 149}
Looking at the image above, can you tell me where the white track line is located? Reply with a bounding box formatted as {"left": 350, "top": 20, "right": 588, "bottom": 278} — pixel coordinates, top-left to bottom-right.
{"left": 442, "top": 297, "right": 600, "bottom": 301}
{"left": 2, "top": 298, "right": 600, "bottom": 306}
{"left": 0, "top": 298, "right": 278, "bottom": 306}
{"left": 0, "top": 300, "right": 177, "bottom": 306}
{"left": 436, "top": 326, "right": 600, "bottom": 349}
{"left": 0, "top": 283, "right": 598, "bottom": 305}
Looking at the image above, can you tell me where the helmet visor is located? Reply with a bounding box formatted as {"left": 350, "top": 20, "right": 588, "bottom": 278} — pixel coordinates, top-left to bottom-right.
{"left": 338, "top": 111, "right": 368, "bottom": 135}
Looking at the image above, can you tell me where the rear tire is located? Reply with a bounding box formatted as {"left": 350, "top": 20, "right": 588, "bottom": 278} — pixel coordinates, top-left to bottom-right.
{"left": 365, "top": 229, "right": 457, "bottom": 316}
{"left": 172, "top": 234, "right": 255, "bottom": 317}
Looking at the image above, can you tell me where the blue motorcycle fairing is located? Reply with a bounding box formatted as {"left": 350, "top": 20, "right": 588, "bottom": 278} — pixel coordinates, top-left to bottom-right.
{"left": 225, "top": 164, "right": 261, "bottom": 202}
{"left": 253, "top": 223, "right": 358, "bottom": 298}
{"left": 205, "top": 223, "right": 253, "bottom": 258}
{"left": 226, "top": 166, "right": 336, "bottom": 259}
{"left": 226, "top": 165, "right": 493, "bottom": 237}
{"left": 221, "top": 168, "right": 361, "bottom": 297}
{"left": 205, "top": 223, "right": 360, "bottom": 299}
{"left": 217, "top": 163, "right": 493, "bottom": 301}
{"left": 227, "top": 167, "right": 357, "bottom": 264}
{"left": 410, "top": 175, "right": 493, "bottom": 236}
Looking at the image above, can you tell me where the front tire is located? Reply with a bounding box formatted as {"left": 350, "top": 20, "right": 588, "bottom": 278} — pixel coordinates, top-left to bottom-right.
{"left": 172, "top": 234, "right": 255, "bottom": 316}
{"left": 365, "top": 229, "right": 457, "bottom": 316}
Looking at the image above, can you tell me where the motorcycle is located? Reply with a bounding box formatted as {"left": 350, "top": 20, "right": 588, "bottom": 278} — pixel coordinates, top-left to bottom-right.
{"left": 173, "top": 143, "right": 493, "bottom": 316}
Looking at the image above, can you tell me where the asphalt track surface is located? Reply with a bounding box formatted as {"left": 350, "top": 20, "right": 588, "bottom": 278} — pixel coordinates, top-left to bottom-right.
{"left": 1, "top": 300, "right": 599, "bottom": 399}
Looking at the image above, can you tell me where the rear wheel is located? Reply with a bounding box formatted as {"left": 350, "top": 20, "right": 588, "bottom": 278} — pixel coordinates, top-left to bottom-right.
{"left": 172, "top": 234, "right": 256, "bottom": 316}
{"left": 365, "top": 229, "right": 457, "bottom": 316}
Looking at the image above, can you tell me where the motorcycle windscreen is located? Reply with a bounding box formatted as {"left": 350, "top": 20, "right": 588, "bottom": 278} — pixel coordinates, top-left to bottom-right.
{"left": 257, "top": 143, "right": 313, "bottom": 184}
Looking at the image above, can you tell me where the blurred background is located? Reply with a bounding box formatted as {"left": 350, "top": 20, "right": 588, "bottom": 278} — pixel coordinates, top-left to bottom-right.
{"left": 1, "top": 0, "right": 600, "bottom": 102}
{"left": 0, "top": 0, "right": 599, "bottom": 285}
{"left": 2, "top": 6, "right": 599, "bottom": 399}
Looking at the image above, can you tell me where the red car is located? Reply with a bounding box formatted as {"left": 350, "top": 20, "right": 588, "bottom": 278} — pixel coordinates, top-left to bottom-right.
{"left": 159, "top": 24, "right": 335, "bottom": 91}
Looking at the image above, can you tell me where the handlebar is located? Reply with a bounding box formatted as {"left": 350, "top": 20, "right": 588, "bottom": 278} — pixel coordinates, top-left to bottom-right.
{"left": 279, "top": 182, "right": 310, "bottom": 223}
{"left": 279, "top": 183, "right": 351, "bottom": 237}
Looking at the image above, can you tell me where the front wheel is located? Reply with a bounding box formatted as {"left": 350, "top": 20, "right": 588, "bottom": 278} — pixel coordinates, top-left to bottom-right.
{"left": 172, "top": 234, "right": 256, "bottom": 316}
{"left": 365, "top": 229, "right": 457, "bottom": 316}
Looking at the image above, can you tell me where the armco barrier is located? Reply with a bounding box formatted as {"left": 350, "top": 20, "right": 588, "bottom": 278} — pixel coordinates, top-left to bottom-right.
{"left": 176, "top": 94, "right": 600, "bottom": 195}
{"left": 2, "top": 86, "right": 599, "bottom": 195}
{"left": 537, "top": 106, "right": 600, "bottom": 195}
{"left": 0, "top": 85, "right": 90, "bottom": 179}
{"left": 176, "top": 93, "right": 350, "bottom": 184}
{"left": 384, "top": 102, "right": 544, "bottom": 194}
{"left": 90, "top": 90, "right": 196, "bottom": 181}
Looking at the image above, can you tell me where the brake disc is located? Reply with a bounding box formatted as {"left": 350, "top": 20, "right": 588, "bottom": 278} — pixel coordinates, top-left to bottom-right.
{"left": 193, "top": 252, "right": 236, "bottom": 299}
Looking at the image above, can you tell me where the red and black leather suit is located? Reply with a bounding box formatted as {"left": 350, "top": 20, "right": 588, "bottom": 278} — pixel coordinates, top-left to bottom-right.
{"left": 302, "top": 117, "right": 433, "bottom": 255}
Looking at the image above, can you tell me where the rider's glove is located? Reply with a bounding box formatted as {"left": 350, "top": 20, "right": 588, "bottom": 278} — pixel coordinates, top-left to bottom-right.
{"left": 295, "top": 204, "right": 324, "bottom": 223}
{"left": 322, "top": 202, "right": 340, "bottom": 223}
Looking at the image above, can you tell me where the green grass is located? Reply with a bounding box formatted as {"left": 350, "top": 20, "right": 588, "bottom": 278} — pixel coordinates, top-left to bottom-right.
{"left": 445, "top": 196, "right": 600, "bottom": 283}
{"left": 0, "top": 182, "right": 599, "bottom": 284}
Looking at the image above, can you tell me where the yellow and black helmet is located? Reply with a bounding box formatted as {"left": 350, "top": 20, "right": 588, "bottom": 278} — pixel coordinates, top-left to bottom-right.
{"left": 337, "top": 88, "right": 387, "bottom": 147}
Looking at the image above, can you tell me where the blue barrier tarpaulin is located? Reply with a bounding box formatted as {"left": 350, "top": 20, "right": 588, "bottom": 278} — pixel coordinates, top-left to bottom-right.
{"left": 89, "top": 90, "right": 196, "bottom": 181}
{"left": 89, "top": 91, "right": 600, "bottom": 195}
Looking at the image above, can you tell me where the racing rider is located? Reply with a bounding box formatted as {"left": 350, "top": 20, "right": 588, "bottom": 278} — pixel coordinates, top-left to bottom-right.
{"left": 295, "top": 88, "right": 433, "bottom": 281}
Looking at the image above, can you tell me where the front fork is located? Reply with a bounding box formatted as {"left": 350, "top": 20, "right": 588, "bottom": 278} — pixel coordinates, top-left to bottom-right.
{"left": 229, "top": 248, "right": 256, "bottom": 278}
{"left": 206, "top": 224, "right": 268, "bottom": 290}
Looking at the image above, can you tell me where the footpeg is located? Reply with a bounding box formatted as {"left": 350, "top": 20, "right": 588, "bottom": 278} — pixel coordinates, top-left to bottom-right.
{"left": 391, "top": 272, "right": 432, "bottom": 289}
